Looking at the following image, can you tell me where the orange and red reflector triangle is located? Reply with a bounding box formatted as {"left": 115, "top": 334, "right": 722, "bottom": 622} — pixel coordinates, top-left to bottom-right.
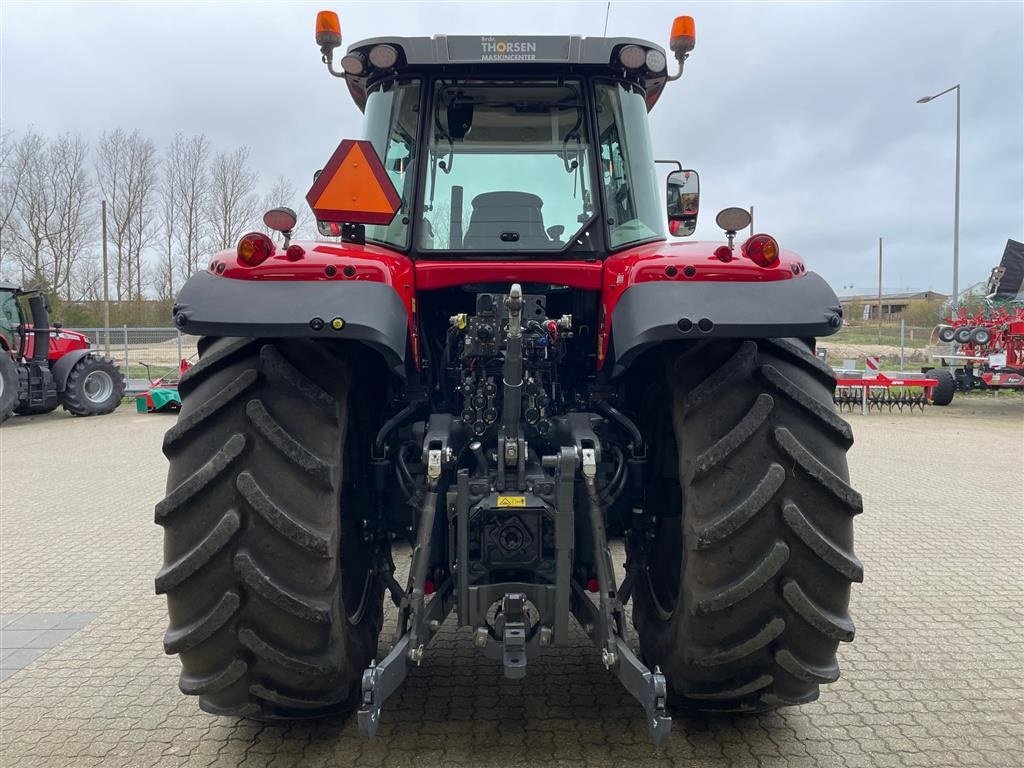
{"left": 306, "top": 139, "right": 401, "bottom": 225}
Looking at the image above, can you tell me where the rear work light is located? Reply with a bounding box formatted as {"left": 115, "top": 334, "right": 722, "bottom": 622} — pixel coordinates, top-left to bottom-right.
{"left": 618, "top": 44, "right": 646, "bottom": 70}
{"left": 237, "top": 232, "right": 275, "bottom": 267}
{"left": 742, "top": 234, "right": 781, "bottom": 268}
{"left": 341, "top": 51, "right": 366, "bottom": 75}
{"left": 368, "top": 44, "right": 399, "bottom": 69}
{"left": 645, "top": 48, "right": 667, "bottom": 72}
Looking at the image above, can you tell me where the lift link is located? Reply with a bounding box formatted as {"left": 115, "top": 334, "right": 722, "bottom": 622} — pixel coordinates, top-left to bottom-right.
{"left": 358, "top": 448, "right": 454, "bottom": 738}
{"left": 579, "top": 448, "right": 672, "bottom": 746}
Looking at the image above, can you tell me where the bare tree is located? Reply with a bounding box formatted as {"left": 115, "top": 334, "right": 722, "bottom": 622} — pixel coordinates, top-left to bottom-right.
{"left": 96, "top": 129, "right": 159, "bottom": 301}
{"left": 9, "top": 130, "right": 55, "bottom": 288}
{"left": 209, "top": 146, "right": 257, "bottom": 251}
{"left": 0, "top": 130, "right": 34, "bottom": 278}
{"left": 158, "top": 138, "right": 179, "bottom": 300}
{"left": 44, "top": 133, "right": 95, "bottom": 298}
{"left": 168, "top": 133, "right": 210, "bottom": 280}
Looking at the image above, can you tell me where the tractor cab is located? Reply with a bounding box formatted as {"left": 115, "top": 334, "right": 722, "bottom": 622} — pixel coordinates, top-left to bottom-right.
{"left": 312, "top": 20, "right": 699, "bottom": 256}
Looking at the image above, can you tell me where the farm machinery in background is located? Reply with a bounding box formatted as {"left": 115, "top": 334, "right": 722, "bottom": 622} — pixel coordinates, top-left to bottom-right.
{"left": 0, "top": 283, "right": 126, "bottom": 423}
{"left": 926, "top": 239, "right": 1024, "bottom": 404}
{"left": 833, "top": 356, "right": 940, "bottom": 413}
{"left": 135, "top": 358, "right": 192, "bottom": 413}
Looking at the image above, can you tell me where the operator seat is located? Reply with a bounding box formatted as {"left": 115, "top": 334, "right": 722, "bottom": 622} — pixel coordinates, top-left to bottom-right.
{"left": 462, "top": 192, "right": 551, "bottom": 250}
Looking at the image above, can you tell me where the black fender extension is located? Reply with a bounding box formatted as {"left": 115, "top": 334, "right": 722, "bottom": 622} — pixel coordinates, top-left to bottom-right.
{"left": 609, "top": 271, "right": 843, "bottom": 377}
{"left": 172, "top": 271, "right": 409, "bottom": 375}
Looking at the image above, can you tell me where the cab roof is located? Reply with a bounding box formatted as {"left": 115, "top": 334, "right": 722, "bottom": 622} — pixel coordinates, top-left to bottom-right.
{"left": 343, "top": 35, "right": 669, "bottom": 112}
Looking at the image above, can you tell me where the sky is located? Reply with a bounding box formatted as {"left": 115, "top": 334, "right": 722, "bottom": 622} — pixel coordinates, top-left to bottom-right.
{"left": 1, "top": 0, "right": 1022, "bottom": 298}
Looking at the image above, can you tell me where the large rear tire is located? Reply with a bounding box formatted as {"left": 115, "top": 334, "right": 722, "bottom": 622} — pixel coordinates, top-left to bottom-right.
{"left": 156, "top": 338, "right": 383, "bottom": 718}
{"left": 632, "top": 338, "right": 862, "bottom": 712}
{"left": 61, "top": 355, "right": 125, "bottom": 416}
{"left": 0, "top": 353, "right": 18, "bottom": 423}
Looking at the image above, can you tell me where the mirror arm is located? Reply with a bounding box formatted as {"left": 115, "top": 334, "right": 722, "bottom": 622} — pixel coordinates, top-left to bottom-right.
{"left": 655, "top": 160, "right": 683, "bottom": 172}
{"left": 665, "top": 53, "right": 688, "bottom": 83}
{"left": 321, "top": 47, "right": 346, "bottom": 79}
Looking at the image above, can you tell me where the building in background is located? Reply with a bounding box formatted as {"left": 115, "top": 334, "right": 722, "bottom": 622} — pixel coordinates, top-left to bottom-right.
{"left": 839, "top": 291, "right": 950, "bottom": 323}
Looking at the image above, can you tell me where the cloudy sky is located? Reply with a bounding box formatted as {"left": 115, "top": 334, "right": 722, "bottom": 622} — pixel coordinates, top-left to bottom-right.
{"left": 2, "top": 0, "right": 1021, "bottom": 297}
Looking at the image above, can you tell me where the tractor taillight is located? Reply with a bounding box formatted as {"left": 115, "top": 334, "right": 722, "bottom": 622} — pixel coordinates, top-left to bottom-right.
{"left": 237, "top": 232, "right": 275, "bottom": 267}
{"left": 742, "top": 234, "right": 780, "bottom": 268}
{"left": 714, "top": 245, "right": 733, "bottom": 262}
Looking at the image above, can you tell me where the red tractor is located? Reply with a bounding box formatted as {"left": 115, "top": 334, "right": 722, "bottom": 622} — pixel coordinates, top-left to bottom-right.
{"left": 157, "top": 13, "right": 860, "bottom": 745}
{"left": 0, "top": 284, "right": 125, "bottom": 422}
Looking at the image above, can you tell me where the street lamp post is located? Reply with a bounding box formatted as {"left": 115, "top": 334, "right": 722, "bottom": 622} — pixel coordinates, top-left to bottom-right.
{"left": 916, "top": 84, "right": 960, "bottom": 309}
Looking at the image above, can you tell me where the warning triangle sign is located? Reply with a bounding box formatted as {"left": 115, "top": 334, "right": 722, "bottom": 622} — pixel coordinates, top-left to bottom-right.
{"left": 306, "top": 139, "right": 402, "bottom": 225}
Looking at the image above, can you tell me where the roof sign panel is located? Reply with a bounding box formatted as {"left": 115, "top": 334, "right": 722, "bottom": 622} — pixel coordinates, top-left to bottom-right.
{"left": 445, "top": 36, "right": 571, "bottom": 63}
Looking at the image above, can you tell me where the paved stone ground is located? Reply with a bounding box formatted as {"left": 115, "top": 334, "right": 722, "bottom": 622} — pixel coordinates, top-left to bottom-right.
{"left": 0, "top": 397, "right": 1021, "bottom": 767}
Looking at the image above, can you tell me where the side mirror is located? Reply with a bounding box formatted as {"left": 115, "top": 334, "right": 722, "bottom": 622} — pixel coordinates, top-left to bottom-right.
{"left": 666, "top": 169, "right": 699, "bottom": 237}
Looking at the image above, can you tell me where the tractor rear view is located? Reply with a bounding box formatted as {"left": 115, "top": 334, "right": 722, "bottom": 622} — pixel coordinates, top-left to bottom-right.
{"left": 157, "top": 12, "right": 861, "bottom": 745}
{"left": 0, "top": 284, "right": 125, "bottom": 422}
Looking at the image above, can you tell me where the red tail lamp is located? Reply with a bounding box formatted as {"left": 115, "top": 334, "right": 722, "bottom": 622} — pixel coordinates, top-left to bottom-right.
{"left": 237, "top": 232, "right": 275, "bottom": 267}
{"left": 714, "top": 245, "right": 733, "bottom": 262}
{"left": 742, "top": 234, "right": 780, "bottom": 268}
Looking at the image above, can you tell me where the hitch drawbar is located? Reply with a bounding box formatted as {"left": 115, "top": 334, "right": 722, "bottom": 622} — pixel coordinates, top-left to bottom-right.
{"left": 355, "top": 444, "right": 672, "bottom": 745}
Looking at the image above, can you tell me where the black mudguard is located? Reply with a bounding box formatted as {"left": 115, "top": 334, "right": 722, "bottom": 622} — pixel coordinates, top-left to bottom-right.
{"left": 51, "top": 349, "right": 93, "bottom": 392}
{"left": 609, "top": 271, "right": 843, "bottom": 377}
{"left": 172, "top": 271, "right": 409, "bottom": 375}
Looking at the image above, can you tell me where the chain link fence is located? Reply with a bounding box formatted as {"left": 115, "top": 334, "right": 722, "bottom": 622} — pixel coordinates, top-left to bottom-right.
{"left": 78, "top": 327, "right": 199, "bottom": 394}
{"left": 823, "top": 321, "right": 951, "bottom": 372}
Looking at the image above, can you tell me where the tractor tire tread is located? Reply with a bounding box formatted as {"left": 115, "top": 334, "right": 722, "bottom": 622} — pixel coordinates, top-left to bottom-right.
{"left": 633, "top": 337, "right": 860, "bottom": 713}
{"left": 782, "top": 579, "right": 856, "bottom": 642}
{"left": 179, "top": 659, "right": 249, "bottom": 696}
{"left": 782, "top": 502, "right": 864, "bottom": 582}
{"left": 163, "top": 591, "right": 240, "bottom": 655}
{"left": 244, "top": 399, "right": 333, "bottom": 488}
{"left": 236, "top": 471, "right": 331, "bottom": 558}
{"left": 163, "top": 369, "right": 258, "bottom": 450}
{"left": 773, "top": 427, "right": 863, "bottom": 512}
{"left": 233, "top": 552, "right": 331, "bottom": 624}
{"left": 157, "top": 338, "right": 381, "bottom": 720}
{"left": 695, "top": 541, "right": 790, "bottom": 615}
{"left": 690, "top": 618, "right": 787, "bottom": 668}
{"left": 155, "top": 511, "right": 241, "bottom": 594}
{"left": 155, "top": 434, "right": 247, "bottom": 523}
{"left": 693, "top": 393, "right": 774, "bottom": 478}
{"left": 694, "top": 463, "right": 786, "bottom": 548}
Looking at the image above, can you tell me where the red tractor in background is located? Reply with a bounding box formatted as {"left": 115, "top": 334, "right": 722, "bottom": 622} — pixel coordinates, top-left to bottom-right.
{"left": 0, "top": 283, "right": 125, "bottom": 422}
{"left": 157, "top": 13, "right": 861, "bottom": 746}
{"left": 927, "top": 239, "right": 1024, "bottom": 404}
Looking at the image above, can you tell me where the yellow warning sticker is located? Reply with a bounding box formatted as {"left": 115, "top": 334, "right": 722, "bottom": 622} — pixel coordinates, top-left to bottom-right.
{"left": 497, "top": 496, "right": 527, "bottom": 508}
